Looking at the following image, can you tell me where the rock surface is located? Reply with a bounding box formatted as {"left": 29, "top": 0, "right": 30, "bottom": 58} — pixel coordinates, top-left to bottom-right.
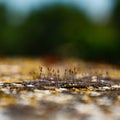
{"left": 0, "top": 58, "right": 120, "bottom": 120}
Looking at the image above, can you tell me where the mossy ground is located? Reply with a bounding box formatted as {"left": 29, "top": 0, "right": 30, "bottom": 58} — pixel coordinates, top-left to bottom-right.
{"left": 0, "top": 58, "right": 120, "bottom": 120}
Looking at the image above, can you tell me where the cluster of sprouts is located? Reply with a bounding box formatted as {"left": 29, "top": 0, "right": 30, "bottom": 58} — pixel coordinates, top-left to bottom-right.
{"left": 37, "top": 66, "right": 78, "bottom": 80}
{"left": 28, "top": 65, "right": 113, "bottom": 89}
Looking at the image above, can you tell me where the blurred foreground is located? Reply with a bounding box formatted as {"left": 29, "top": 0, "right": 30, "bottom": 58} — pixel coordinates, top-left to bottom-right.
{"left": 0, "top": 58, "right": 120, "bottom": 120}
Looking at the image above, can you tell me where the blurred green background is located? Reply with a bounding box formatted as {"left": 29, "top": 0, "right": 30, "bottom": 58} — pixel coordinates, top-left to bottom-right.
{"left": 0, "top": 0, "right": 120, "bottom": 63}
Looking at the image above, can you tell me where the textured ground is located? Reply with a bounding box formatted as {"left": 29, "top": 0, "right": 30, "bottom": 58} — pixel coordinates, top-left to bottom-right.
{"left": 0, "top": 58, "right": 120, "bottom": 120}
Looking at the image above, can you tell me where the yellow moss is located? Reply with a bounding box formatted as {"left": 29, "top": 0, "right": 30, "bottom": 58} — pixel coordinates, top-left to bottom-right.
{"left": 51, "top": 90, "right": 59, "bottom": 95}
{"left": 0, "top": 97, "right": 15, "bottom": 107}
{"left": 74, "top": 88, "right": 81, "bottom": 93}
{"left": 30, "top": 96, "right": 37, "bottom": 107}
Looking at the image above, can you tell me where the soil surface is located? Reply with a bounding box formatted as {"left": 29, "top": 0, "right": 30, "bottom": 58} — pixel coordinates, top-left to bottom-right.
{"left": 0, "top": 58, "right": 120, "bottom": 120}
